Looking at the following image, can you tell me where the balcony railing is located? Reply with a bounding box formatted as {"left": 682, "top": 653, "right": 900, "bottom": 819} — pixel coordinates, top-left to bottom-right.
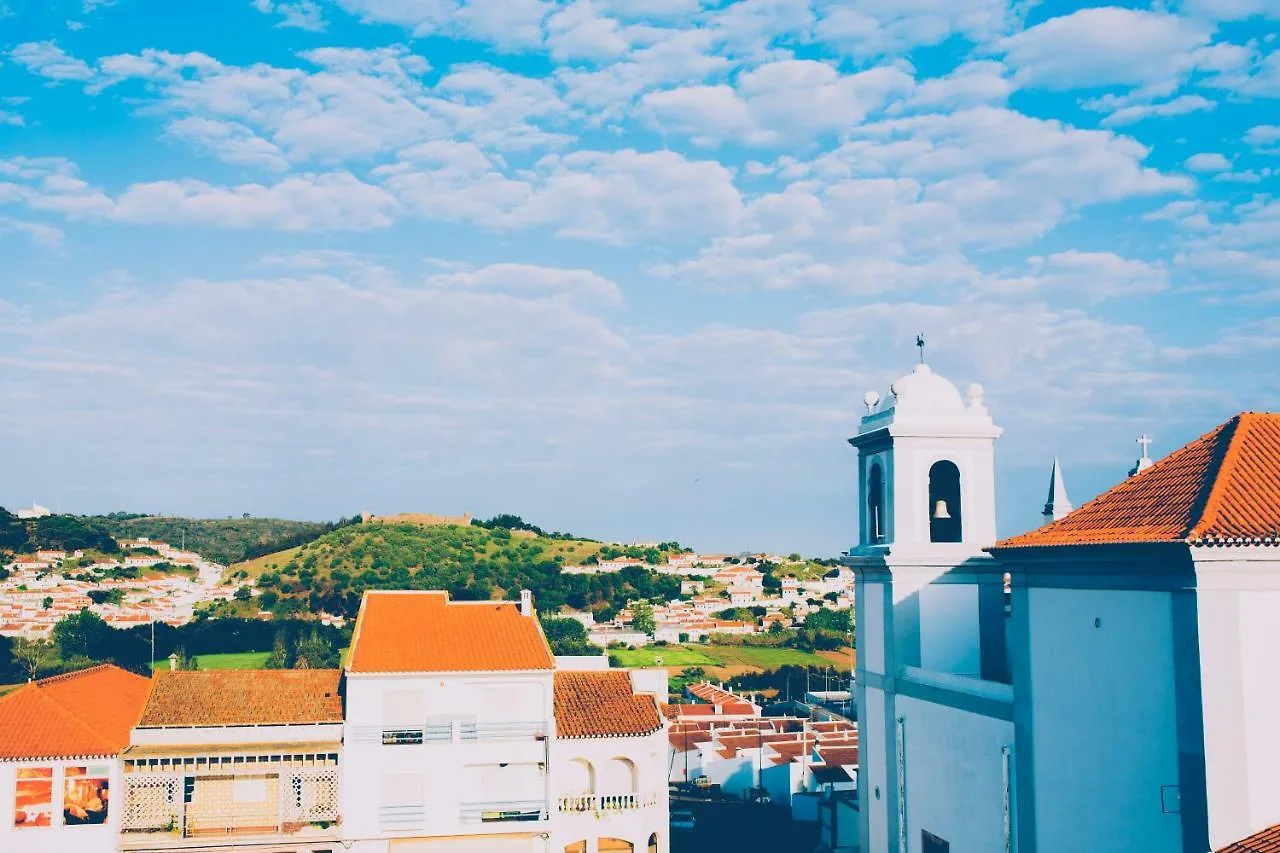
{"left": 378, "top": 804, "right": 426, "bottom": 830}
{"left": 458, "top": 800, "right": 548, "bottom": 824}
{"left": 557, "top": 791, "right": 662, "bottom": 813}
{"left": 120, "top": 769, "right": 339, "bottom": 846}
{"left": 350, "top": 721, "right": 546, "bottom": 745}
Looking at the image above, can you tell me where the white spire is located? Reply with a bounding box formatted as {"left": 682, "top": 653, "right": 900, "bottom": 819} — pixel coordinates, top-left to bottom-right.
{"left": 1128, "top": 434, "right": 1154, "bottom": 477}
{"left": 1043, "top": 457, "right": 1072, "bottom": 524}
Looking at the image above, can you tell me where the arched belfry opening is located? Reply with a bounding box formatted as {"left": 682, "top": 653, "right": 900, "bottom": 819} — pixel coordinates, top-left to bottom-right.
{"left": 867, "top": 462, "right": 886, "bottom": 544}
{"left": 928, "top": 460, "right": 963, "bottom": 543}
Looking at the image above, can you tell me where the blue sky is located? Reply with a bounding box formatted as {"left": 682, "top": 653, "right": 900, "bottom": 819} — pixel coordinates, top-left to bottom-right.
{"left": 1, "top": 0, "right": 1277, "bottom": 554}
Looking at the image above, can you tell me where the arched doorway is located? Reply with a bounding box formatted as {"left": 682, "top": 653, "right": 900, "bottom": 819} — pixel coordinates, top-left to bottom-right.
{"left": 647, "top": 832, "right": 659, "bottom": 853}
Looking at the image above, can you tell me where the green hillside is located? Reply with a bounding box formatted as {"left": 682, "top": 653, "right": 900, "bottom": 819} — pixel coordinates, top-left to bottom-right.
{"left": 228, "top": 521, "right": 683, "bottom": 621}
{"left": 93, "top": 515, "right": 349, "bottom": 565}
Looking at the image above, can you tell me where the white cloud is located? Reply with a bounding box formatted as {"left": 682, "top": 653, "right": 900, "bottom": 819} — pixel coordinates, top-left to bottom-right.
{"left": 425, "top": 262, "right": 625, "bottom": 305}
{"left": 0, "top": 215, "right": 63, "bottom": 247}
{"left": 1028, "top": 250, "right": 1168, "bottom": 302}
{"left": 815, "top": 0, "right": 1019, "bottom": 57}
{"left": 901, "top": 60, "right": 1011, "bottom": 111}
{"left": 546, "top": 0, "right": 633, "bottom": 61}
{"left": 8, "top": 41, "right": 96, "bottom": 82}
{"left": 165, "top": 117, "right": 291, "bottom": 171}
{"left": 251, "top": 0, "right": 326, "bottom": 31}
{"left": 1179, "top": 0, "right": 1280, "bottom": 22}
{"left": 1186, "top": 152, "right": 1231, "bottom": 172}
{"left": 381, "top": 147, "right": 742, "bottom": 243}
{"left": 1086, "top": 93, "right": 1216, "bottom": 127}
{"left": 333, "top": 0, "right": 551, "bottom": 49}
{"left": 643, "top": 60, "right": 913, "bottom": 146}
{"left": 1245, "top": 125, "right": 1280, "bottom": 151}
{"left": 0, "top": 110, "right": 23, "bottom": 126}
{"left": 1, "top": 159, "right": 398, "bottom": 231}
{"left": 999, "top": 8, "right": 1213, "bottom": 91}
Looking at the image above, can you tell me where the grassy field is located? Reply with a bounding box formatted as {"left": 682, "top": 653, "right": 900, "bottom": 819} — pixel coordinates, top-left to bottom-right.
{"left": 151, "top": 651, "right": 271, "bottom": 671}
{"left": 610, "top": 644, "right": 851, "bottom": 672}
{"left": 231, "top": 544, "right": 306, "bottom": 579}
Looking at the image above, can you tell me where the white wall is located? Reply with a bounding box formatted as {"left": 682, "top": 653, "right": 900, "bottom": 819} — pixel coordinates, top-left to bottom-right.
{"left": 1196, "top": 549, "right": 1280, "bottom": 849}
{"left": 918, "top": 583, "right": 980, "bottom": 676}
{"left": 0, "top": 758, "right": 121, "bottom": 853}
{"left": 130, "top": 722, "right": 342, "bottom": 745}
{"left": 1026, "top": 587, "right": 1182, "bottom": 853}
{"left": 861, "top": 685, "right": 889, "bottom": 853}
{"left": 895, "top": 695, "right": 1012, "bottom": 853}
{"left": 863, "top": 581, "right": 886, "bottom": 675}
{"left": 550, "top": 729, "right": 668, "bottom": 853}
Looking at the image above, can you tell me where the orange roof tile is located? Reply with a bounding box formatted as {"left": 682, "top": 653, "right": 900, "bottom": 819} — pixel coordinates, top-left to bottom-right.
{"left": 1217, "top": 824, "right": 1280, "bottom": 852}
{"left": 137, "top": 670, "right": 343, "bottom": 727}
{"left": 348, "top": 591, "right": 553, "bottom": 673}
{"left": 994, "top": 413, "right": 1280, "bottom": 549}
{"left": 816, "top": 746, "right": 859, "bottom": 767}
{"left": 0, "top": 664, "right": 150, "bottom": 759}
{"left": 554, "top": 671, "right": 663, "bottom": 739}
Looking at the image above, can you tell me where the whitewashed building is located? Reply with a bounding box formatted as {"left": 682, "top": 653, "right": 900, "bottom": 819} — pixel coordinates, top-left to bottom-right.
{"left": 849, "top": 356, "right": 1280, "bottom": 853}
{"left": 342, "top": 589, "right": 668, "bottom": 853}
{"left": 0, "top": 665, "right": 150, "bottom": 853}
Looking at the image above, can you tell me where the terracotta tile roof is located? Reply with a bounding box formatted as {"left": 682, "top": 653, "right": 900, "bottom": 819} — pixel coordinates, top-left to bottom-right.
{"left": 1217, "top": 823, "right": 1280, "bottom": 852}
{"left": 137, "top": 670, "right": 343, "bottom": 727}
{"left": 554, "top": 671, "right": 663, "bottom": 739}
{"left": 348, "top": 591, "right": 553, "bottom": 673}
{"left": 816, "top": 746, "right": 859, "bottom": 767}
{"left": 994, "top": 413, "right": 1280, "bottom": 549}
{"left": 0, "top": 664, "right": 150, "bottom": 759}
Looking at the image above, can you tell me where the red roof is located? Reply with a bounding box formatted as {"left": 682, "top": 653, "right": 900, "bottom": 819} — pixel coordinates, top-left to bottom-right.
{"left": 0, "top": 665, "right": 150, "bottom": 759}
{"left": 554, "top": 671, "right": 663, "bottom": 739}
{"left": 138, "top": 670, "right": 343, "bottom": 727}
{"left": 348, "top": 591, "right": 554, "bottom": 673}
{"left": 994, "top": 413, "right": 1280, "bottom": 549}
{"left": 1217, "top": 823, "right": 1280, "bottom": 852}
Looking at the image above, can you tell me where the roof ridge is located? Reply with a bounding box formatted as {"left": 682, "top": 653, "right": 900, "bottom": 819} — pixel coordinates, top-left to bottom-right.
{"left": 1188, "top": 413, "right": 1249, "bottom": 541}
{"left": 34, "top": 662, "right": 115, "bottom": 686}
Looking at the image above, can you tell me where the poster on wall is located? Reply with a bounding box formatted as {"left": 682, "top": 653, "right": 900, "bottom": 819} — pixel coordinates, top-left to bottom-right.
{"left": 64, "top": 765, "right": 111, "bottom": 825}
{"left": 14, "top": 767, "right": 53, "bottom": 828}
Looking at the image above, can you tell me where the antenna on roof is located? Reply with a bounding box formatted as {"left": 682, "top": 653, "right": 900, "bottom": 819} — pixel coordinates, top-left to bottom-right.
{"left": 915, "top": 334, "right": 926, "bottom": 364}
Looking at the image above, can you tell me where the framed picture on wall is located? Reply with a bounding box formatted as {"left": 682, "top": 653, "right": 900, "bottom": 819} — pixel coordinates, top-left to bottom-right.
{"left": 64, "top": 766, "right": 111, "bottom": 825}
{"left": 14, "top": 767, "right": 53, "bottom": 828}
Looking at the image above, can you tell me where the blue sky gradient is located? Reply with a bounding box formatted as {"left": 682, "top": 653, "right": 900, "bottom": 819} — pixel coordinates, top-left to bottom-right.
{"left": 1, "top": 0, "right": 1277, "bottom": 553}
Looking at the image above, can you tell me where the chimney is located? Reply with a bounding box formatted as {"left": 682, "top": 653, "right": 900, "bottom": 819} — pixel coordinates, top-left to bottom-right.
{"left": 520, "top": 589, "right": 534, "bottom": 618}
{"left": 168, "top": 652, "right": 179, "bottom": 671}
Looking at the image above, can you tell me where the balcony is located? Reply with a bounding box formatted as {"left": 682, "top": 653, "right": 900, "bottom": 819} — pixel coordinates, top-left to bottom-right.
{"left": 377, "top": 804, "right": 426, "bottom": 831}
{"left": 557, "top": 792, "right": 663, "bottom": 813}
{"left": 118, "top": 747, "right": 339, "bottom": 849}
{"left": 458, "top": 800, "right": 548, "bottom": 824}
{"left": 350, "top": 720, "right": 546, "bottom": 746}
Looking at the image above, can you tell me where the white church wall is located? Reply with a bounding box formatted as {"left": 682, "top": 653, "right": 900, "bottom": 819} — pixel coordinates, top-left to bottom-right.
{"left": 1026, "top": 586, "right": 1182, "bottom": 853}
{"left": 1195, "top": 549, "right": 1280, "bottom": 850}
{"left": 889, "top": 437, "right": 998, "bottom": 549}
{"left": 896, "top": 695, "right": 1013, "bottom": 853}
{"left": 863, "top": 581, "right": 886, "bottom": 674}
{"left": 861, "top": 685, "right": 890, "bottom": 853}
{"left": 918, "top": 583, "right": 981, "bottom": 676}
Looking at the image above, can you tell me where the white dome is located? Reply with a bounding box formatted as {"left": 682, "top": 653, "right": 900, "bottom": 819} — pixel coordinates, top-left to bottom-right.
{"left": 886, "top": 363, "right": 965, "bottom": 414}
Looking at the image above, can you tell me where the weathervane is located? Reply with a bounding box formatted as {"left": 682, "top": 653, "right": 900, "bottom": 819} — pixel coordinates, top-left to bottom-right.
{"left": 916, "top": 334, "right": 926, "bottom": 364}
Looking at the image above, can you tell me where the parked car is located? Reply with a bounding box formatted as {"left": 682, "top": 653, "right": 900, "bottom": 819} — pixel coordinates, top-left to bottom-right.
{"left": 692, "top": 775, "right": 713, "bottom": 789}
{"left": 671, "top": 809, "right": 696, "bottom": 831}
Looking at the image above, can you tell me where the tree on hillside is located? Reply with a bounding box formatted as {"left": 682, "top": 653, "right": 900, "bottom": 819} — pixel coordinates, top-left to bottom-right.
{"left": 0, "top": 507, "right": 30, "bottom": 553}
{"left": 539, "top": 616, "right": 600, "bottom": 656}
{"left": 294, "top": 629, "right": 338, "bottom": 669}
{"left": 12, "top": 638, "right": 54, "bottom": 681}
{"left": 631, "top": 602, "right": 656, "bottom": 637}
{"left": 53, "top": 609, "right": 114, "bottom": 661}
